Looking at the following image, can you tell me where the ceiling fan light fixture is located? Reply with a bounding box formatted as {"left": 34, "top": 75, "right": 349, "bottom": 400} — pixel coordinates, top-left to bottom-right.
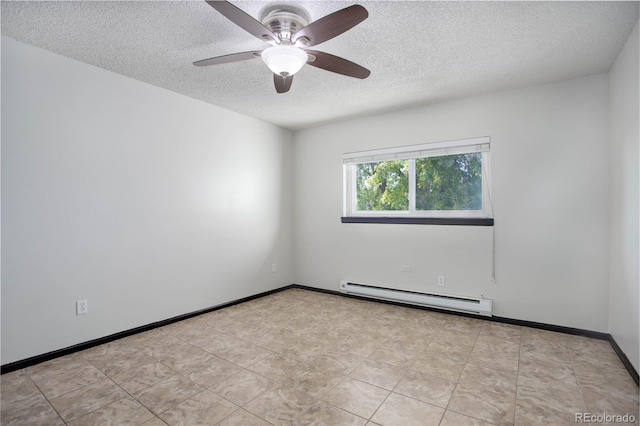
{"left": 199, "top": 1, "right": 371, "bottom": 93}
{"left": 261, "top": 45, "right": 308, "bottom": 77}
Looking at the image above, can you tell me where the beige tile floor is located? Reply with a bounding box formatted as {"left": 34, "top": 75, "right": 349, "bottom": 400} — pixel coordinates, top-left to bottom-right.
{"left": 1, "top": 288, "right": 638, "bottom": 425}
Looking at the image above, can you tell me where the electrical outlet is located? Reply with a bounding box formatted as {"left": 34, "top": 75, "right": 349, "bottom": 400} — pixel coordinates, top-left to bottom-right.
{"left": 401, "top": 265, "right": 412, "bottom": 272}
{"left": 271, "top": 263, "right": 277, "bottom": 273}
{"left": 76, "top": 300, "right": 88, "bottom": 315}
{"left": 437, "top": 276, "right": 445, "bottom": 287}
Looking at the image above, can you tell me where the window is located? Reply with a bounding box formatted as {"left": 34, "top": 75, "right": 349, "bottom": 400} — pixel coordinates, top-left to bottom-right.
{"left": 343, "top": 137, "right": 492, "bottom": 225}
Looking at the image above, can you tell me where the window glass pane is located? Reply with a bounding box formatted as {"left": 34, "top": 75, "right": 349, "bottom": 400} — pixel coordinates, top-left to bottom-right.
{"left": 356, "top": 160, "right": 409, "bottom": 210}
{"left": 415, "top": 153, "right": 482, "bottom": 210}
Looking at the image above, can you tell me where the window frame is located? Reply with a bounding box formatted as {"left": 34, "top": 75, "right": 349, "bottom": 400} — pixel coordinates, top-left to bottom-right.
{"left": 342, "top": 137, "right": 493, "bottom": 225}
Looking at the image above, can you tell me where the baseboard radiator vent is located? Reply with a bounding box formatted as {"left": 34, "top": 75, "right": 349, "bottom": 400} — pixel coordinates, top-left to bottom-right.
{"left": 339, "top": 281, "right": 493, "bottom": 317}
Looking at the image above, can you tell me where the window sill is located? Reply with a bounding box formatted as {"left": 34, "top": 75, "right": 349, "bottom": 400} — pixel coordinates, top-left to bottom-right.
{"left": 340, "top": 217, "right": 494, "bottom": 226}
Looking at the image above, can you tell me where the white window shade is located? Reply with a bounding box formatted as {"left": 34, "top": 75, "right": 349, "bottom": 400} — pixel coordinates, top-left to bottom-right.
{"left": 343, "top": 136, "right": 490, "bottom": 165}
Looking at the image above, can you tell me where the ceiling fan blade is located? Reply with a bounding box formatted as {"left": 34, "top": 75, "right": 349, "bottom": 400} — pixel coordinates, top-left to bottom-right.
{"left": 305, "top": 50, "right": 370, "bottom": 79}
{"left": 205, "top": 0, "right": 279, "bottom": 45}
{"left": 292, "top": 5, "right": 368, "bottom": 47}
{"left": 274, "top": 74, "right": 293, "bottom": 93}
{"left": 193, "top": 51, "right": 261, "bottom": 67}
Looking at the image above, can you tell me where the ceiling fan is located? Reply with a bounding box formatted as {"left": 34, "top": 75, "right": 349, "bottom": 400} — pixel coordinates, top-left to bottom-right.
{"left": 194, "top": 0, "right": 371, "bottom": 93}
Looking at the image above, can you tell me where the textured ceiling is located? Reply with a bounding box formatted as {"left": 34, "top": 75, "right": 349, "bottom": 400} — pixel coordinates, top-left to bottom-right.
{"left": 2, "top": 1, "right": 638, "bottom": 130}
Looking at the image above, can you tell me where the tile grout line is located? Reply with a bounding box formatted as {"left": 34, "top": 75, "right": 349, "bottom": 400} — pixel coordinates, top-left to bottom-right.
{"left": 444, "top": 323, "right": 483, "bottom": 424}
{"left": 101, "top": 353, "right": 201, "bottom": 422}
{"left": 142, "top": 338, "right": 274, "bottom": 425}
{"left": 25, "top": 360, "right": 130, "bottom": 425}
{"left": 568, "top": 341, "right": 590, "bottom": 425}
{"left": 513, "top": 325, "right": 525, "bottom": 426}
{"left": 22, "top": 368, "right": 68, "bottom": 425}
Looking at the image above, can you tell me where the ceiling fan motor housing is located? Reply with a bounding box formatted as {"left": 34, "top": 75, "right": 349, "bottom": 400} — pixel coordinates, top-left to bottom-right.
{"left": 260, "top": 8, "right": 309, "bottom": 43}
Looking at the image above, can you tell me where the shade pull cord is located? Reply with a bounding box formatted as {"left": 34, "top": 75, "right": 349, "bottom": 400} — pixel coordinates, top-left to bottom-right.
{"left": 482, "top": 157, "right": 496, "bottom": 283}
{"left": 492, "top": 225, "right": 496, "bottom": 283}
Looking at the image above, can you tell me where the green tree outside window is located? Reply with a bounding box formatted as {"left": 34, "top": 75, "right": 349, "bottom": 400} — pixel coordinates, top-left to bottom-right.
{"left": 355, "top": 153, "right": 482, "bottom": 212}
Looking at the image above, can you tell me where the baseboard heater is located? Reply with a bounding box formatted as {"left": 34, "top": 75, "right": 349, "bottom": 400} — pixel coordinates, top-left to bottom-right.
{"left": 339, "top": 280, "right": 493, "bottom": 317}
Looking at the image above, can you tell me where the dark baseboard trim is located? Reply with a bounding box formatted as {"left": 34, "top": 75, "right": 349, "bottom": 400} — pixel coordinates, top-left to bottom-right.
{"left": 293, "top": 285, "right": 608, "bottom": 339}
{"left": 609, "top": 335, "right": 640, "bottom": 386}
{"left": 4, "top": 283, "right": 638, "bottom": 387}
{"left": 0, "top": 285, "right": 296, "bottom": 375}
{"left": 291, "top": 284, "right": 638, "bottom": 385}
{"left": 291, "top": 284, "right": 608, "bottom": 338}
{"left": 488, "top": 316, "right": 610, "bottom": 340}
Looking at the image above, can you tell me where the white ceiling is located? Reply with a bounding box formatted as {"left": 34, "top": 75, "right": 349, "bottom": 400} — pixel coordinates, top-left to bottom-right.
{"left": 2, "top": 1, "right": 638, "bottom": 130}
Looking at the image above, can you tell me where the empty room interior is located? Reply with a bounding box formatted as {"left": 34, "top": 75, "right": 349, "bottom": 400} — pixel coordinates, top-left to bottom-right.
{"left": 1, "top": 1, "right": 639, "bottom": 425}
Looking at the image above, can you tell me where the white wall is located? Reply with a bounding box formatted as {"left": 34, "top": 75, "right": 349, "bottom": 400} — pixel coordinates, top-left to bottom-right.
{"left": 2, "top": 28, "right": 634, "bottom": 367}
{"left": 608, "top": 21, "right": 639, "bottom": 372}
{"left": 1, "top": 37, "right": 294, "bottom": 364}
{"left": 293, "top": 73, "right": 610, "bottom": 332}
